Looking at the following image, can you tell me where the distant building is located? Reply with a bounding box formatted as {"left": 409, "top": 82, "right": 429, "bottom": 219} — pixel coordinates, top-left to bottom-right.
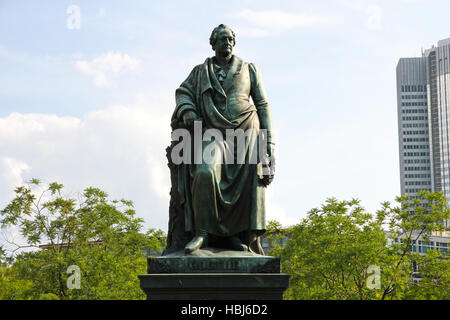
{"left": 38, "top": 240, "right": 103, "bottom": 250}
{"left": 260, "top": 231, "right": 290, "bottom": 255}
{"left": 38, "top": 238, "right": 164, "bottom": 257}
{"left": 262, "top": 227, "right": 449, "bottom": 284}
{"left": 389, "top": 231, "right": 450, "bottom": 283}
{"left": 396, "top": 38, "right": 450, "bottom": 228}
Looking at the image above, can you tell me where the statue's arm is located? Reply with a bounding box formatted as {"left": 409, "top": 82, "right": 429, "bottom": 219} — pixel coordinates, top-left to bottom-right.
{"left": 249, "top": 63, "right": 274, "bottom": 144}
{"left": 174, "top": 66, "right": 201, "bottom": 123}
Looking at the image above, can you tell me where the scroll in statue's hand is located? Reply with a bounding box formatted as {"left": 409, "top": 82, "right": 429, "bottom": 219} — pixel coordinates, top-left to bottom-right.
{"left": 266, "top": 142, "right": 274, "bottom": 159}
{"left": 260, "top": 144, "right": 275, "bottom": 187}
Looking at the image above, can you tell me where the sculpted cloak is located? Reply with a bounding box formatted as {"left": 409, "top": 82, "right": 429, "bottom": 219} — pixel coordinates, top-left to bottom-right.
{"left": 170, "top": 55, "right": 273, "bottom": 254}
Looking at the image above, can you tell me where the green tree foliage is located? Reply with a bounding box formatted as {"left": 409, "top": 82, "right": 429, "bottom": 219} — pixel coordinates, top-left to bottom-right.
{"left": 274, "top": 191, "right": 450, "bottom": 300}
{"left": 0, "top": 180, "right": 165, "bottom": 300}
{"left": 0, "top": 267, "right": 34, "bottom": 300}
{"left": 265, "top": 220, "right": 293, "bottom": 257}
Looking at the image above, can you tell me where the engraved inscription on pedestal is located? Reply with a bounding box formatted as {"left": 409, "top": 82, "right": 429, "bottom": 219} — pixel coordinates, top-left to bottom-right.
{"left": 148, "top": 256, "right": 281, "bottom": 274}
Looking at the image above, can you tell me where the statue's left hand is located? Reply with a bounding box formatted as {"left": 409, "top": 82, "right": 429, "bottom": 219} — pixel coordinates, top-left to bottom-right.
{"left": 267, "top": 142, "right": 274, "bottom": 159}
{"left": 260, "top": 143, "right": 275, "bottom": 187}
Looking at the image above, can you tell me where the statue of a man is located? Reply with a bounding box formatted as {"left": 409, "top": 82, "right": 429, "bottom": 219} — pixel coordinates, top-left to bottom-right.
{"left": 170, "top": 24, "right": 274, "bottom": 255}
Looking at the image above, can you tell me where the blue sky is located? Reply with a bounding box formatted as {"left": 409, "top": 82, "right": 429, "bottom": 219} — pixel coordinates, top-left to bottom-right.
{"left": 1, "top": 0, "right": 449, "bottom": 247}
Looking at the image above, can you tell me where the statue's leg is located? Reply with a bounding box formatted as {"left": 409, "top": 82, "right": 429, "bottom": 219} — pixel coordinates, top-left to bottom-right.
{"left": 185, "top": 140, "right": 228, "bottom": 253}
{"left": 184, "top": 163, "right": 216, "bottom": 253}
{"left": 184, "top": 229, "right": 208, "bottom": 253}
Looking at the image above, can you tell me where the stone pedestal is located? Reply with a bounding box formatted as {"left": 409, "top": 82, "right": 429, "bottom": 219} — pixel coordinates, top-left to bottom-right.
{"left": 138, "top": 248, "right": 290, "bottom": 300}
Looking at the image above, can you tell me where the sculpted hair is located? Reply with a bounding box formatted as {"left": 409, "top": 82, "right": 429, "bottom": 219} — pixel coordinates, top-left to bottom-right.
{"left": 209, "top": 24, "right": 236, "bottom": 50}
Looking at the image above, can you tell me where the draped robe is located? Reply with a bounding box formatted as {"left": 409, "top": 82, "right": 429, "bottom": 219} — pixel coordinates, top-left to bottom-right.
{"left": 171, "top": 55, "right": 273, "bottom": 254}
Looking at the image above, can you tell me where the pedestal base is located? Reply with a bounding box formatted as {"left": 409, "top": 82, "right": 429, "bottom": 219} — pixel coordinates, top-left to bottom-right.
{"left": 139, "top": 273, "right": 289, "bottom": 300}
{"left": 138, "top": 248, "right": 290, "bottom": 300}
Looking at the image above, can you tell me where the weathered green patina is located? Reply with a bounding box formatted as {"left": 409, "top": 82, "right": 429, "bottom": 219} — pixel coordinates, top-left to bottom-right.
{"left": 165, "top": 24, "right": 274, "bottom": 255}
{"left": 139, "top": 25, "right": 288, "bottom": 300}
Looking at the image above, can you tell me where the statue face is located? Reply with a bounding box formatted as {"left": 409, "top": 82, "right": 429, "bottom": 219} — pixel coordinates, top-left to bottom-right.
{"left": 214, "top": 28, "right": 234, "bottom": 57}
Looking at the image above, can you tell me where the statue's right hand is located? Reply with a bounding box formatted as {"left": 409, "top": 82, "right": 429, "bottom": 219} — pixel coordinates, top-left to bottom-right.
{"left": 182, "top": 110, "right": 199, "bottom": 129}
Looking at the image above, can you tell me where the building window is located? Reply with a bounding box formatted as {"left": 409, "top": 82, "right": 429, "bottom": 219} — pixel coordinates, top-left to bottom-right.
{"left": 261, "top": 238, "right": 269, "bottom": 248}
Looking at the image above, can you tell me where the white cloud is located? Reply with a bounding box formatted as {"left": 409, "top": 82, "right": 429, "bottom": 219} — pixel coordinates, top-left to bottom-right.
{"left": 236, "top": 9, "right": 330, "bottom": 30}
{"left": 266, "top": 186, "right": 299, "bottom": 227}
{"left": 0, "top": 157, "right": 30, "bottom": 200}
{"left": 233, "top": 27, "right": 272, "bottom": 38}
{"left": 0, "top": 93, "right": 301, "bottom": 236}
{"left": 0, "top": 158, "right": 33, "bottom": 255}
{"left": 74, "top": 52, "right": 140, "bottom": 88}
{"left": 0, "top": 95, "right": 171, "bottom": 231}
{"left": 234, "top": 9, "right": 332, "bottom": 37}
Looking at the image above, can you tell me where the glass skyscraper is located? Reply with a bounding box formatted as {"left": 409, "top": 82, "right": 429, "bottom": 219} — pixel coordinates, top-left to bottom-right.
{"left": 397, "top": 38, "right": 450, "bottom": 226}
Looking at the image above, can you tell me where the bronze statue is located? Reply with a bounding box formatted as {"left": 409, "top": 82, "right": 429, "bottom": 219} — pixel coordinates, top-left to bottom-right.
{"left": 164, "top": 24, "right": 274, "bottom": 255}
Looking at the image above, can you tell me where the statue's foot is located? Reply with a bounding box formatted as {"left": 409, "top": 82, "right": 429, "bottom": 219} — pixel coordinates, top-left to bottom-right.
{"left": 226, "top": 237, "right": 248, "bottom": 251}
{"left": 185, "top": 235, "right": 207, "bottom": 254}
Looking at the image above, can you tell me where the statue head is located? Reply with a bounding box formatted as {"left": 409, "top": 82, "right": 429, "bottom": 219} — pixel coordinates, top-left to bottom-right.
{"left": 209, "top": 24, "right": 235, "bottom": 57}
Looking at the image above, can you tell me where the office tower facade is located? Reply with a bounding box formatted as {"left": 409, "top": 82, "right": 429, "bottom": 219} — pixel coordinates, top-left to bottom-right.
{"left": 397, "top": 57, "right": 431, "bottom": 198}
{"left": 397, "top": 38, "right": 450, "bottom": 225}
